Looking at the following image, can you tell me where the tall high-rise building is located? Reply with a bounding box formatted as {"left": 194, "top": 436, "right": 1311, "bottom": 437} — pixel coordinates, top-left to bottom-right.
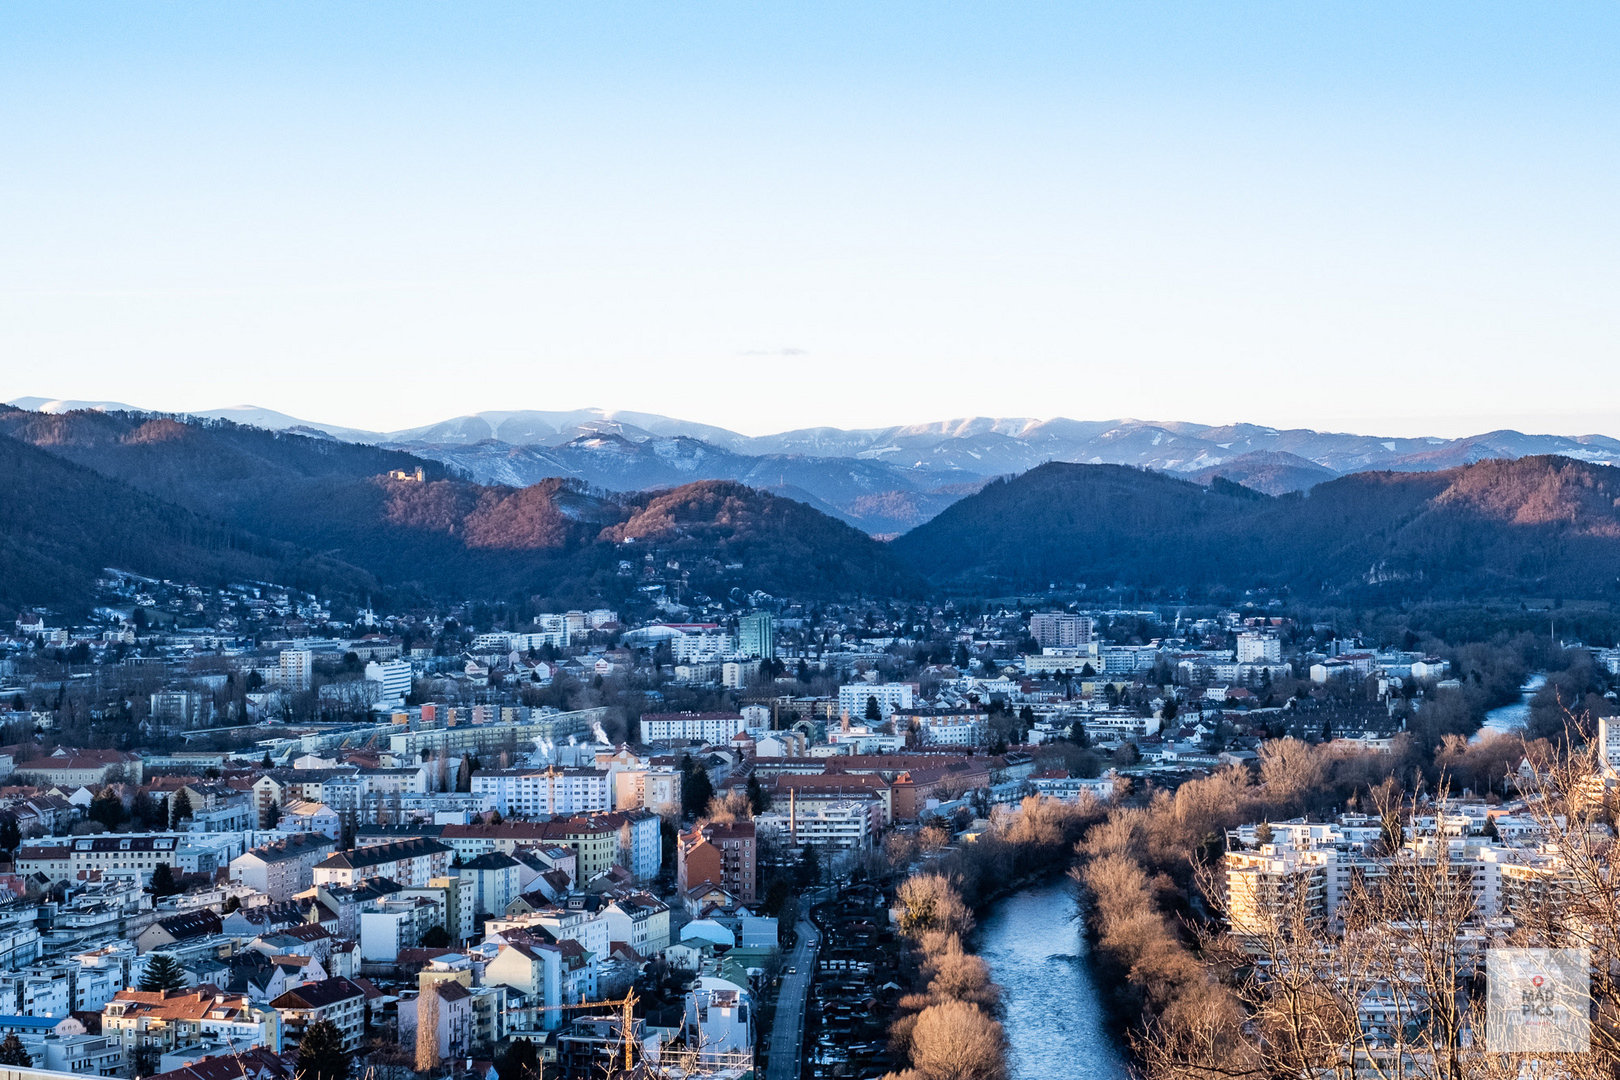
{"left": 279, "top": 649, "right": 313, "bottom": 692}
{"left": 1601, "top": 714, "right": 1620, "bottom": 777}
{"left": 365, "top": 659, "right": 413, "bottom": 704}
{"left": 737, "top": 612, "right": 775, "bottom": 660}
{"left": 1236, "top": 632, "right": 1282, "bottom": 664}
{"left": 1028, "top": 613, "right": 1093, "bottom": 650}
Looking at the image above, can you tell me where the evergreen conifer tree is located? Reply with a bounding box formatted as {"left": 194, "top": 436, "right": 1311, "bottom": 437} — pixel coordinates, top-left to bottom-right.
{"left": 138, "top": 952, "right": 187, "bottom": 991}
{"left": 747, "top": 773, "right": 769, "bottom": 814}
{"left": 685, "top": 768, "right": 714, "bottom": 819}
{"left": 89, "top": 789, "right": 127, "bottom": 829}
{"left": 169, "top": 789, "right": 194, "bottom": 827}
{"left": 0, "top": 1033, "right": 33, "bottom": 1067}
{"left": 494, "top": 1039, "right": 539, "bottom": 1080}
{"left": 148, "top": 862, "right": 180, "bottom": 898}
{"left": 296, "top": 1019, "right": 351, "bottom": 1080}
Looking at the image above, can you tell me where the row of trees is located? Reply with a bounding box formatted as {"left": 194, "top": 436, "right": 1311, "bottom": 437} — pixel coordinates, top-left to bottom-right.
{"left": 887, "top": 875, "right": 1008, "bottom": 1080}
{"left": 84, "top": 786, "right": 196, "bottom": 831}
{"left": 881, "top": 796, "right": 1108, "bottom": 1080}
{"left": 1073, "top": 732, "right": 1620, "bottom": 1080}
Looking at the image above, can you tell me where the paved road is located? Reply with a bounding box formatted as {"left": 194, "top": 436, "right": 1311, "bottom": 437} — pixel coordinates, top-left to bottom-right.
{"left": 766, "top": 909, "right": 821, "bottom": 1080}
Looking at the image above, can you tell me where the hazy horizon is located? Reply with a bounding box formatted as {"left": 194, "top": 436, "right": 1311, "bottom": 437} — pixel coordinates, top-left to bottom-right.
{"left": 10, "top": 392, "right": 1620, "bottom": 445}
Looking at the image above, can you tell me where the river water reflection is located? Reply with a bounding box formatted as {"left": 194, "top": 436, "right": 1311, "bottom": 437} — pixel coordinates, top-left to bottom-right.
{"left": 976, "top": 877, "right": 1129, "bottom": 1080}
{"left": 1473, "top": 673, "right": 1546, "bottom": 742}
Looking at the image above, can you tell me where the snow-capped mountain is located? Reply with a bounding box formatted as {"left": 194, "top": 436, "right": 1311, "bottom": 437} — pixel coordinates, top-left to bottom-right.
{"left": 11, "top": 396, "right": 1620, "bottom": 533}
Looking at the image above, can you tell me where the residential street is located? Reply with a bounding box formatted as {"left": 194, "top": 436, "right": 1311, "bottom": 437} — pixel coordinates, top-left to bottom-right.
{"left": 766, "top": 908, "right": 821, "bottom": 1080}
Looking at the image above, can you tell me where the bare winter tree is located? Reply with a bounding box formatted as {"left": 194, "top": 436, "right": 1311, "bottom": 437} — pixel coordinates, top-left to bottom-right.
{"left": 1158, "top": 754, "right": 1620, "bottom": 1080}
{"left": 905, "top": 999, "right": 1007, "bottom": 1080}
{"left": 894, "top": 874, "right": 974, "bottom": 939}
{"left": 703, "top": 790, "right": 753, "bottom": 824}
{"left": 414, "top": 985, "right": 441, "bottom": 1072}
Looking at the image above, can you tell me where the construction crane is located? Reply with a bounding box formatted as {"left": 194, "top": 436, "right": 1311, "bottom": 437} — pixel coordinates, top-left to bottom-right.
{"left": 530, "top": 988, "right": 640, "bottom": 1075}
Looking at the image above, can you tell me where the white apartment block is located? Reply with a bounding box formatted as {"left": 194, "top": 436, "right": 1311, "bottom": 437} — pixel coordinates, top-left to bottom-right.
{"left": 535, "top": 612, "right": 573, "bottom": 635}
{"left": 1022, "top": 646, "right": 1102, "bottom": 674}
{"left": 722, "top": 660, "right": 761, "bottom": 689}
{"left": 386, "top": 707, "right": 605, "bottom": 758}
{"left": 916, "top": 720, "right": 985, "bottom": 746}
{"left": 612, "top": 809, "right": 664, "bottom": 883}
{"left": 671, "top": 633, "right": 734, "bottom": 663}
{"left": 1099, "top": 646, "right": 1162, "bottom": 674}
{"left": 229, "top": 835, "right": 339, "bottom": 902}
{"left": 1236, "top": 632, "right": 1283, "bottom": 664}
{"left": 759, "top": 799, "right": 878, "bottom": 850}
{"left": 523, "top": 907, "right": 611, "bottom": 963}
{"left": 365, "top": 659, "right": 412, "bottom": 703}
{"left": 639, "top": 712, "right": 746, "bottom": 744}
{"left": 470, "top": 767, "right": 612, "bottom": 816}
{"left": 1224, "top": 818, "right": 1514, "bottom": 927}
{"left": 601, "top": 894, "right": 670, "bottom": 956}
{"left": 1601, "top": 715, "right": 1620, "bottom": 775}
{"left": 311, "top": 838, "right": 452, "bottom": 888}
{"left": 1223, "top": 847, "right": 1329, "bottom": 937}
{"left": 837, "top": 683, "right": 914, "bottom": 721}
{"left": 510, "top": 630, "right": 567, "bottom": 651}
{"left": 17, "top": 833, "right": 246, "bottom": 885}
{"left": 895, "top": 709, "right": 987, "bottom": 747}
{"left": 472, "top": 629, "right": 569, "bottom": 653}
{"left": 613, "top": 768, "right": 682, "bottom": 816}
{"left": 1029, "top": 613, "right": 1094, "bottom": 649}
{"left": 1084, "top": 712, "right": 1162, "bottom": 739}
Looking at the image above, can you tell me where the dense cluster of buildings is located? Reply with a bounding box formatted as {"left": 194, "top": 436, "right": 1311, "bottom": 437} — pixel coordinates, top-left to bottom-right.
{"left": 1218, "top": 718, "right": 1620, "bottom": 1056}
{"left": 0, "top": 574, "right": 1525, "bottom": 1080}
{"left": 0, "top": 710, "right": 798, "bottom": 1080}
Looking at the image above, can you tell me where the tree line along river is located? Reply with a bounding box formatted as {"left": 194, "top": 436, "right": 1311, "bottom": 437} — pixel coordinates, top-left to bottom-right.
{"left": 978, "top": 673, "right": 1549, "bottom": 1078}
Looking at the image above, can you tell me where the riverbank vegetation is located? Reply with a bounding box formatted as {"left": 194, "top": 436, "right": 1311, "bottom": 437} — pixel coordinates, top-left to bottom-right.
{"left": 874, "top": 634, "right": 1610, "bottom": 1080}
{"left": 1073, "top": 719, "right": 1620, "bottom": 1080}
{"left": 880, "top": 796, "right": 1105, "bottom": 1080}
{"left": 1106, "top": 742, "right": 1620, "bottom": 1080}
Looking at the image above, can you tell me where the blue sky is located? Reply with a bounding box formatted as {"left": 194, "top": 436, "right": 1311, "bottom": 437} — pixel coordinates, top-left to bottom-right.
{"left": 2, "top": 3, "right": 1617, "bottom": 436}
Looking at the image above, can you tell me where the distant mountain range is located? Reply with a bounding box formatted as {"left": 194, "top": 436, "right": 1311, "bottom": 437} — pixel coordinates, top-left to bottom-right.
{"left": 7, "top": 403, "right": 1620, "bottom": 613}
{"left": 13, "top": 397, "right": 1620, "bottom": 532}
{"left": 0, "top": 407, "right": 918, "bottom": 614}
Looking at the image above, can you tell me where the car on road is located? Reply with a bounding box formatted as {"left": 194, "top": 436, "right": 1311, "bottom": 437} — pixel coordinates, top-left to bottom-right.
{"left": 786, "top": 967, "right": 797, "bottom": 974}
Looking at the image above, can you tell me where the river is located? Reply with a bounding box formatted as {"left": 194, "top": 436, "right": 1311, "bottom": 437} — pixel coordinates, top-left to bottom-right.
{"left": 976, "top": 877, "right": 1129, "bottom": 1080}
{"left": 971, "top": 678, "right": 1546, "bottom": 1077}
{"left": 1472, "top": 673, "right": 1547, "bottom": 742}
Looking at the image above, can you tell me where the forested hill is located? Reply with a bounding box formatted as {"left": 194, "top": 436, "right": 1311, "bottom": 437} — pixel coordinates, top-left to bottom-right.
{"left": 604, "top": 481, "right": 924, "bottom": 599}
{"left": 0, "top": 409, "right": 918, "bottom": 613}
{"left": 888, "top": 456, "right": 1620, "bottom": 601}
{"left": 12, "top": 406, "right": 1617, "bottom": 612}
{"left": 0, "top": 406, "right": 454, "bottom": 505}
{"left": 0, "top": 431, "right": 379, "bottom": 614}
